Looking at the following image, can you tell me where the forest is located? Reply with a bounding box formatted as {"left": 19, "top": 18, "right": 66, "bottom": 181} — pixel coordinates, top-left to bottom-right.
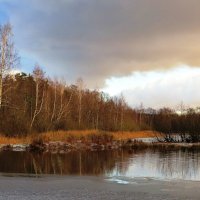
{"left": 0, "top": 67, "right": 149, "bottom": 136}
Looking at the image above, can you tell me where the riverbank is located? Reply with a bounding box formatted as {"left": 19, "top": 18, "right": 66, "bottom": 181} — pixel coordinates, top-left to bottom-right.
{"left": 1, "top": 130, "right": 200, "bottom": 152}
{"left": 0, "top": 130, "right": 156, "bottom": 151}
{"left": 0, "top": 175, "right": 200, "bottom": 200}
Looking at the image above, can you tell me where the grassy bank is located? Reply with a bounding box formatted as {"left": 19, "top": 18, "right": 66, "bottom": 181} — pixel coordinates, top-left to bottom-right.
{"left": 0, "top": 130, "right": 155, "bottom": 145}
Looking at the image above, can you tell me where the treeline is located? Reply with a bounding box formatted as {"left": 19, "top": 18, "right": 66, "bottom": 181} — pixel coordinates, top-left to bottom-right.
{"left": 0, "top": 67, "right": 150, "bottom": 136}
{"left": 152, "top": 107, "right": 200, "bottom": 142}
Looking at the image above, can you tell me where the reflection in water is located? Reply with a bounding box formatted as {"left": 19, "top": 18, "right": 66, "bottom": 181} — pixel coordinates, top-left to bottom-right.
{"left": 0, "top": 151, "right": 119, "bottom": 176}
{"left": 1, "top": 149, "right": 200, "bottom": 180}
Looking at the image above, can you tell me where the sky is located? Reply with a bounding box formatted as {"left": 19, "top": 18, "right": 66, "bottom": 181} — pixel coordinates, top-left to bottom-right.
{"left": 1, "top": 0, "right": 200, "bottom": 108}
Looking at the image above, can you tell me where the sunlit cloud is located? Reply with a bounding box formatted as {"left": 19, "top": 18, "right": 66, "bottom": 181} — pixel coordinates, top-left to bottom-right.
{"left": 102, "top": 65, "right": 200, "bottom": 108}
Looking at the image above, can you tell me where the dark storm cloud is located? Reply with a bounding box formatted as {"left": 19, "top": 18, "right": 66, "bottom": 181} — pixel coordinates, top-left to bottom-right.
{"left": 1, "top": 0, "right": 200, "bottom": 86}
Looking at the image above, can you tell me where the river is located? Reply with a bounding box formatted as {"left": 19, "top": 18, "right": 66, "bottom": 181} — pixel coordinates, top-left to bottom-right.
{"left": 0, "top": 148, "right": 200, "bottom": 181}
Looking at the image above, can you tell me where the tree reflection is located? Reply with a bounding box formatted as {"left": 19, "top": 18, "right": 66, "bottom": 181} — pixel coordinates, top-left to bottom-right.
{"left": 0, "top": 149, "right": 200, "bottom": 180}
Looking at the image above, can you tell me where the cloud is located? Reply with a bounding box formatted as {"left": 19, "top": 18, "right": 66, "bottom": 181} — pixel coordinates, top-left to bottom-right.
{"left": 1, "top": 0, "right": 200, "bottom": 87}
{"left": 103, "top": 65, "right": 200, "bottom": 108}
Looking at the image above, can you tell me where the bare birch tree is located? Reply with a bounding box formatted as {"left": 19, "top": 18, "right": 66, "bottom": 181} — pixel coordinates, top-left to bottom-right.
{"left": 76, "top": 78, "right": 84, "bottom": 128}
{"left": 55, "top": 82, "right": 73, "bottom": 123}
{"left": 119, "top": 94, "right": 126, "bottom": 131}
{"left": 30, "top": 65, "right": 45, "bottom": 131}
{"left": 48, "top": 79, "right": 73, "bottom": 130}
{"left": 139, "top": 102, "right": 144, "bottom": 127}
{"left": 0, "top": 23, "right": 18, "bottom": 108}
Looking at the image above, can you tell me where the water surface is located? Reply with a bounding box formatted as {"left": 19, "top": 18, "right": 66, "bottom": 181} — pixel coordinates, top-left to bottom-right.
{"left": 1, "top": 148, "right": 200, "bottom": 181}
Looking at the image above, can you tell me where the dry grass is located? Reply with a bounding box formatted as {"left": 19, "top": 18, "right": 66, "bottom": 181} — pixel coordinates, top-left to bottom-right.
{"left": 111, "top": 131, "right": 156, "bottom": 140}
{"left": 41, "top": 130, "right": 100, "bottom": 142}
{"left": 39, "top": 130, "right": 156, "bottom": 142}
{"left": 0, "top": 130, "right": 156, "bottom": 145}
{"left": 0, "top": 135, "right": 29, "bottom": 144}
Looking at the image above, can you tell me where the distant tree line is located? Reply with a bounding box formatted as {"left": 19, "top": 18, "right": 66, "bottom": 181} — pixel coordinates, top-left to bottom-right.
{"left": 152, "top": 107, "right": 200, "bottom": 143}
